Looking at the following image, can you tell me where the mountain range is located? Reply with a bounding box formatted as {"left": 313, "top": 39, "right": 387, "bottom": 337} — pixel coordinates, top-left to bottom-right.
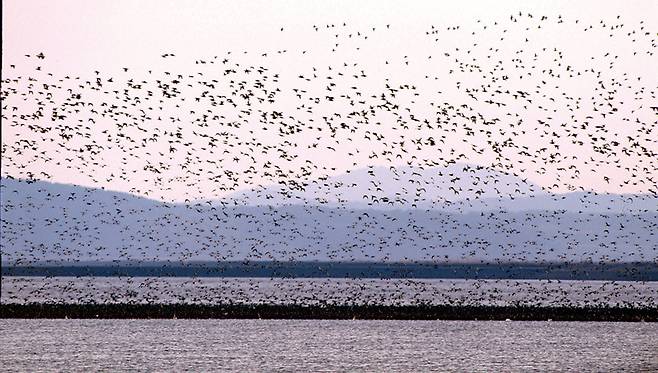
{"left": 1, "top": 166, "right": 656, "bottom": 264}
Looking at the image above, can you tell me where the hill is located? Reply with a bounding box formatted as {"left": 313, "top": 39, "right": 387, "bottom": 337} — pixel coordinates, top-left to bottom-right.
{"left": 2, "top": 177, "right": 656, "bottom": 264}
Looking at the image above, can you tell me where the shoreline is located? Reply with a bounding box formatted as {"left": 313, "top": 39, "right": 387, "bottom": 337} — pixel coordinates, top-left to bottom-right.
{"left": 4, "top": 261, "right": 658, "bottom": 281}
{"left": 1, "top": 304, "right": 656, "bottom": 321}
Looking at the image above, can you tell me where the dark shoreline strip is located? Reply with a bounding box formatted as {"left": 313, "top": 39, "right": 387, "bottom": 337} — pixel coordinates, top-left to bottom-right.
{"left": 1, "top": 304, "right": 656, "bottom": 321}
{"left": 4, "top": 261, "right": 658, "bottom": 281}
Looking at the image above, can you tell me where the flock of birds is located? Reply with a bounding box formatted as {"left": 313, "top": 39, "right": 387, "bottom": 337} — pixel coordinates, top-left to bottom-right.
{"left": 3, "top": 276, "right": 658, "bottom": 308}
{"left": 1, "top": 12, "right": 657, "bottom": 306}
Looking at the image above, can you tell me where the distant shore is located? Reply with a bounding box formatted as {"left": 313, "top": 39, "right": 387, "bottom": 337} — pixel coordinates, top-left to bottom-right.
{"left": 1, "top": 304, "right": 656, "bottom": 321}
{"left": 3, "top": 261, "right": 658, "bottom": 281}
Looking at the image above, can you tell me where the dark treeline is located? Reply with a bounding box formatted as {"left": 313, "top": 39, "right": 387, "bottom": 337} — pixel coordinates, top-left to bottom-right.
{"left": 3, "top": 261, "right": 657, "bottom": 281}
{"left": 1, "top": 303, "right": 656, "bottom": 321}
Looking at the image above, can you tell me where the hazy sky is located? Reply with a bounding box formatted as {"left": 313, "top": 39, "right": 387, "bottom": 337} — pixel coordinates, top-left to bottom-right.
{"left": 4, "top": 0, "right": 656, "bottom": 75}
{"left": 2, "top": 0, "right": 657, "bottom": 202}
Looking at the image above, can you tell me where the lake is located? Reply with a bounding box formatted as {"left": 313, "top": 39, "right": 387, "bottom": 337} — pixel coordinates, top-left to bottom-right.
{"left": 2, "top": 276, "right": 657, "bottom": 307}
{"left": 1, "top": 319, "right": 657, "bottom": 372}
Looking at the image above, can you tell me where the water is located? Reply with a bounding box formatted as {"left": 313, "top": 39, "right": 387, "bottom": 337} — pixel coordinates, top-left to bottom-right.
{"left": 0, "top": 319, "right": 656, "bottom": 372}
{"left": 2, "top": 276, "right": 657, "bottom": 307}
{"left": 2, "top": 278, "right": 657, "bottom": 371}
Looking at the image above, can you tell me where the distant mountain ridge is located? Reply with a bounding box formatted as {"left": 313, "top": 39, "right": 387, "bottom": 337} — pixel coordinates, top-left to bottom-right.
{"left": 2, "top": 177, "right": 656, "bottom": 264}
{"left": 223, "top": 164, "right": 541, "bottom": 207}
{"left": 220, "top": 164, "right": 656, "bottom": 213}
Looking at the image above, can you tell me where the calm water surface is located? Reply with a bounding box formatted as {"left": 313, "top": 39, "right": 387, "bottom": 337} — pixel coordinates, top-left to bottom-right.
{"left": 0, "top": 319, "right": 657, "bottom": 372}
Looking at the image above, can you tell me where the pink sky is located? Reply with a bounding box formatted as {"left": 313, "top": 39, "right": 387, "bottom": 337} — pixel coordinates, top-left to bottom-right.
{"left": 2, "top": 0, "right": 657, "bottom": 202}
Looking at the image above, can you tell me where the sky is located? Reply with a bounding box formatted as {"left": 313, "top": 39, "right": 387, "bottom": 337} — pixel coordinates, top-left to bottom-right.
{"left": 2, "top": 0, "right": 657, "bottom": 202}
